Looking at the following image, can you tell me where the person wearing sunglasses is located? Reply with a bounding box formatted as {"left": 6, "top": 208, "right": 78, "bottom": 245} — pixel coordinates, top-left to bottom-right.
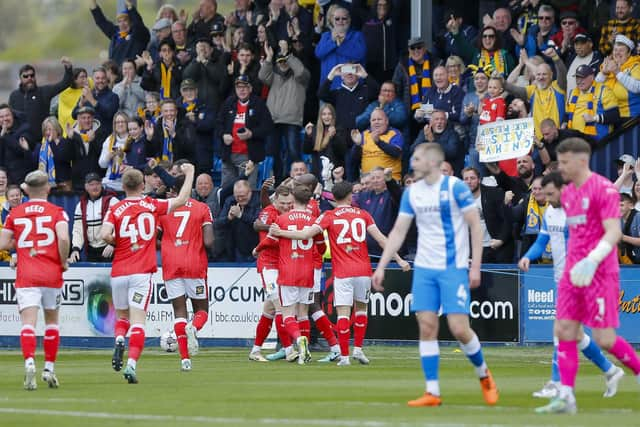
{"left": 521, "top": 5, "right": 559, "bottom": 60}
{"left": 455, "top": 25, "right": 515, "bottom": 78}
{"left": 548, "top": 11, "right": 587, "bottom": 63}
{"left": 315, "top": 7, "right": 366, "bottom": 90}
{"left": 8, "top": 58, "right": 73, "bottom": 142}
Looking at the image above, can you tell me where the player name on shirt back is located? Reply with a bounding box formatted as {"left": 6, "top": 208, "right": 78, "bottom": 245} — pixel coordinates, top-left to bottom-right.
{"left": 287, "top": 211, "right": 313, "bottom": 221}
{"left": 114, "top": 199, "right": 159, "bottom": 217}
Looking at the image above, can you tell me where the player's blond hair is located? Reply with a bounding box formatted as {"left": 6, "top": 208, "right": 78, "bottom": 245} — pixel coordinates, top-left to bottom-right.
{"left": 22, "top": 170, "right": 48, "bottom": 189}
{"left": 122, "top": 169, "right": 144, "bottom": 191}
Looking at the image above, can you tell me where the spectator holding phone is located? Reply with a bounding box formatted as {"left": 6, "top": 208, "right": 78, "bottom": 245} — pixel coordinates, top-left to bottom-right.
{"left": 315, "top": 7, "right": 366, "bottom": 89}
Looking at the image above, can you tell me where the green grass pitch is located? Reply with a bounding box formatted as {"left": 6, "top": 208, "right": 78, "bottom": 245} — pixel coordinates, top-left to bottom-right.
{"left": 0, "top": 346, "right": 637, "bottom": 426}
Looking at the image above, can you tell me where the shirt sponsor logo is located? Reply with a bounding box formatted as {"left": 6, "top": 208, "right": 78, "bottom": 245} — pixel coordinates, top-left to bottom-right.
{"left": 566, "top": 214, "right": 587, "bottom": 225}
{"left": 415, "top": 205, "right": 441, "bottom": 214}
{"left": 132, "top": 292, "right": 144, "bottom": 304}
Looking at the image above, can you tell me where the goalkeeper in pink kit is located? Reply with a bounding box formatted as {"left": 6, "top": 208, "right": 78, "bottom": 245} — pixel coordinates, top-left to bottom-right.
{"left": 536, "top": 138, "right": 640, "bottom": 414}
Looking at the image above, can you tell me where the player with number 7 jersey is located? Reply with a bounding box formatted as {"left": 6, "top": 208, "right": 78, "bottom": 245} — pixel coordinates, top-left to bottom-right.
{"left": 157, "top": 175, "right": 214, "bottom": 372}
{"left": 101, "top": 165, "right": 195, "bottom": 384}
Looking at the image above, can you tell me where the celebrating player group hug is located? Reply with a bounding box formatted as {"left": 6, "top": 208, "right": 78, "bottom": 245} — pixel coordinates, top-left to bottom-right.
{"left": 3, "top": 140, "right": 639, "bottom": 415}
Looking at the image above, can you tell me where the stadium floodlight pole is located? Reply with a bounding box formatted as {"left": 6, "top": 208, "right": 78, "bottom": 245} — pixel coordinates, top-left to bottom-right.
{"left": 411, "top": 0, "right": 432, "bottom": 49}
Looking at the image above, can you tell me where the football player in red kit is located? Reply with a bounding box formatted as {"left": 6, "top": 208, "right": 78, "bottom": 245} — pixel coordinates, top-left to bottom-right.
{"left": 100, "top": 164, "right": 194, "bottom": 383}
{"left": 158, "top": 174, "right": 214, "bottom": 372}
{"left": 255, "top": 184, "right": 325, "bottom": 364}
{"left": 271, "top": 181, "right": 409, "bottom": 365}
{"left": 0, "top": 170, "right": 70, "bottom": 390}
{"left": 249, "top": 185, "right": 298, "bottom": 362}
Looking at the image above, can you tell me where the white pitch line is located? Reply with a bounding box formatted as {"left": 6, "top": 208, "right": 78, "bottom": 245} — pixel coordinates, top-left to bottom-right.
{"left": 0, "top": 407, "right": 552, "bottom": 427}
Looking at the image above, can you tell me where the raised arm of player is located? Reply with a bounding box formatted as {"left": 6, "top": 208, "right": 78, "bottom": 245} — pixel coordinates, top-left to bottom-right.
{"left": 0, "top": 229, "right": 13, "bottom": 251}
{"left": 367, "top": 224, "right": 411, "bottom": 272}
{"left": 253, "top": 218, "right": 271, "bottom": 232}
{"left": 371, "top": 215, "right": 413, "bottom": 291}
{"left": 463, "top": 207, "right": 483, "bottom": 289}
{"left": 254, "top": 234, "right": 278, "bottom": 254}
{"left": 270, "top": 223, "right": 322, "bottom": 240}
{"left": 100, "top": 222, "right": 115, "bottom": 245}
{"left": 55, "top": 220, "right": 71, "bottom": 270}
{"left": 203, "top": 223, "right": 214, "bottom": 249}
{"left": 168, "top": 163, "right": 195, "bottom": 213}
{"left": 518, "top": 232, "right": 550, "bottom": 271}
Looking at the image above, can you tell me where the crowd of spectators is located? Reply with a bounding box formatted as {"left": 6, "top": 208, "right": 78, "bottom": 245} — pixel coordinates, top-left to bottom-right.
{"left": 1, "top": 0, "right": 640, "bottom": 264}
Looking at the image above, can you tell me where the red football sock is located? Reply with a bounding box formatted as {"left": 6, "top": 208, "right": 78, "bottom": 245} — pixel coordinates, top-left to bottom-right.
{"left": 127, "top": 325, "right": 146, "bottom": 362}
{"left": 353, "top": 311, "right": 368, "bottom": 348}
{"left": 114, "top": 317, "right": 130, "bottom": 339}
{"left": 298, "top": 317, "right": 310, "bottom": 341}
{"left": 20, "top": 325, "right": 37, "bottom": 360}
{"left": 274, "top": 313, "right": 292, "bottom": 348}
{"left": 312, "top": 310, "right": 337, "bottom": 346}
{"left": 337, "top": 316, "right": 351, "bottom": 357}
{"left": 254, "top": 314, "right": 274, "bottom": 347}
{"left": 44, "top": 325, "right": 60, "bottom": 363}
{"left": 284, "top": 316, "right": 301, "bottom": 341}
{"left": 174, "top": 319, "right": 189, "bottom": 360}
{"left": 192, "top": 310, "right": 208, "bottom": 330}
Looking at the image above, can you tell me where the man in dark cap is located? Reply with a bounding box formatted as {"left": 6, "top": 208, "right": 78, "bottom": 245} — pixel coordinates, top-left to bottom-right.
{"left": 69, "top": 172, "right": 119, "bottom": 263}
{"left": 67, "top": 105, "right": 104, "bottom": 191}
{"left": 217, "top": 75, "right": 273, "bottom": 188}
{"left": 177, "top": 78, "right": 216, "bottom": 175}
{"left": 182, "top": 36, "right": 230, "bottom": 108}
{"left": 566, "top": 33, "right": 604, "bottom": 94}
{"left": 566, "top": 64, "right": 620, "bottom": 141}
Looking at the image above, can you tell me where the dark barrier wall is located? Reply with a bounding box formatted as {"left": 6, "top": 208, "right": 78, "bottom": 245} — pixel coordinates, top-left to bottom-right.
{"left": 322, "top": 267, "right": 520, "bottom": 342}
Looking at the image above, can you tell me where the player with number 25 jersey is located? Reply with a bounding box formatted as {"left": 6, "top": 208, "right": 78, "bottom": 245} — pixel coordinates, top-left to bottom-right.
{"left": 0, "top": 170, "right": 71, "bottom": 390}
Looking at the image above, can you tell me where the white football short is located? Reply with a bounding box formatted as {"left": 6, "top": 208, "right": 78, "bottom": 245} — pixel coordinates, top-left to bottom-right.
{"left": 334, "top": 276, "right": 372, "bottom": 306}
{"left": 16, "top": 287, "right": 61, "bottom": 311}
{"left": 279, "top": 285, "right": 314, "bottom": 307}
{"left": 313, "top": 268, "right": 322, "bottom": 293}
{"left": 111, "top": 273, "right": 153, "bottom": 311}
{"left": 164, "top": 278, "right": 208, "bottom": 300}
{"left": 260, "top": 268, "right": 279, "bottom": 301}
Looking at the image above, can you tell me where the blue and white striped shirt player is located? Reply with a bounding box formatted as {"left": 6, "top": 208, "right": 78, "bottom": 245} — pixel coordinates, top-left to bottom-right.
{"left": 524, "top": 205, "right": 568, "bottom": 283}
{"left": 399, "top": 175, "right": 476, "bottom": 270}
